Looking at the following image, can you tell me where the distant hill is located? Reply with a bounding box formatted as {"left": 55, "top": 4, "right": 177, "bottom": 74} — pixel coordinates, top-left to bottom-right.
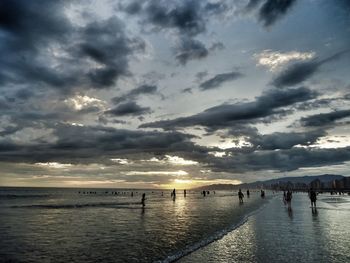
{"left": 192, "top": 174, "right": 346, "bottom": 191}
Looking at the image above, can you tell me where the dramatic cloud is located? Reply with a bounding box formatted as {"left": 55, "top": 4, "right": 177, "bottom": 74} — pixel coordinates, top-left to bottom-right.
{"left": 141, "top": 87, "right": 316, "bottom": 130}
{"left": 112, "top": 84, "right": 158, "bottom": 104}
{"left": 0, "top": 124, "right": 201, "bottom": 163}
{"left": 210, "top": 146, "right": 350, "bottom": 173}
{"left": 300, "top": 110, "right": 350, "bottom": 127}
{"left": 249, "top": 130, "right": 326, "bottom": 150}
{"left": 78, "top": 17, "right": 145, "bottom": 88}
{"left": 272, "top": 51, "right": 348, "bottom": 88}
{"left": 0, "top": 1, "right": 145, "bottom": 93}
{"left": 1, "top": 1, "right": 350, "bottom": 187}
{"left": 105, "top": 101, "right": 152, "bottom": 117}
{"left": 199, "top": 71, "right": 243, "bottom": 90}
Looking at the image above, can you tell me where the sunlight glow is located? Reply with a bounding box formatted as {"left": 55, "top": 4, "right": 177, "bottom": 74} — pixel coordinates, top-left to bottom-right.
{"left": 254, "top": 50, "right": 315, "bottom": 71}
{"left": 35, "top": 162, "right": 73, "bottom": 169}
{"left": 146, "top": 155, "right": 198, "bottom": 165}
{"left": 125, "top": 170, "right": 188, "bottom": 176}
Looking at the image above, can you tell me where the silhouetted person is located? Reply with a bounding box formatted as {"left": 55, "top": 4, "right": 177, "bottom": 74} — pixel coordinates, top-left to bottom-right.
{"left": 309, "top": 188, "right": 317, "bottom": 208}
{"left": 260, "top": 190, "right": 265, "bottom": 198}
{"left": 171, "top": 188, "right": 176, "bottom": 200}
{"left": 184, "top": 189, "right": 187, "bottom": 197}
{"left": 238, "top": 189, "right": 244, "bottom": 203}
{"left": 283, "top": 191, "right": 287, "bottom": 205}
{"left": 203, "top": 190, "right": 206, "bottom": 197}
{"left": 131, "top": 191, "right": 134, "bottom": 197}
{"left": 141, "top": 193, "right": 146, "bottom": 207}
{"left": 286, "top": 190, "right": 292, "bottom": 211}
{"left": 161, "top": 191, "right": 164, "bottom": 196}
{"left": 246, "top": 189, "right": 250, "bottom": 198}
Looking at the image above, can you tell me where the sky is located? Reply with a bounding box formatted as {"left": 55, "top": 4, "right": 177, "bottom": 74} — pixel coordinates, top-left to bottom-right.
{"left": 0, "top": 0, "right": 350, "bottom": 189}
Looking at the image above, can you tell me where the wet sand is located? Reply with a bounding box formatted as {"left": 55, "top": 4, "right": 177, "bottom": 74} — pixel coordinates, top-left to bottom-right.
{"left": 178, "top": 193, "right": 350, "bottom": 263}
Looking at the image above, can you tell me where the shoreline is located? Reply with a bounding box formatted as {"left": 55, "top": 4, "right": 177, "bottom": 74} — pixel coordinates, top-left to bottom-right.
{"left": 178, "top": 193, "right": 350, "bottom": 263}
{"left": 158, "top": 195, "right": 275, "bottom": 263}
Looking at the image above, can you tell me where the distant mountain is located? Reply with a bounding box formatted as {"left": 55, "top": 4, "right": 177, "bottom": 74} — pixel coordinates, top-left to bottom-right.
{"left": 192, "top": 174, "right": 346, "bottom": 191}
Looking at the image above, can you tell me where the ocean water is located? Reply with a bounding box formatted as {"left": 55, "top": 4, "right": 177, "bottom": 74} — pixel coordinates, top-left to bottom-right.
{"left": 0, "top": 187, "right": 269, "bottom": 262}
{"left": 179, "top": 193, "right": 350, "bottom": 263}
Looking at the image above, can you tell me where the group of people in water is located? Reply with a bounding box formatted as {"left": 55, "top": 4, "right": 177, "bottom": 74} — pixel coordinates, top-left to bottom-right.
{"left": 79, "top": 187, "right": 327, "bottom": 212}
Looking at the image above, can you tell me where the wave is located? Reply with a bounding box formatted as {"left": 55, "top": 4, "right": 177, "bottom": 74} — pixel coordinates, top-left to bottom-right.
{"left": 10, "top": 201, "right": 143, "bottom": 209}
{"left": 155, "top": 197, "right": 273, "bottom": 263}
{"left": 0, "top": 194, "right": 50, "bottom": 199}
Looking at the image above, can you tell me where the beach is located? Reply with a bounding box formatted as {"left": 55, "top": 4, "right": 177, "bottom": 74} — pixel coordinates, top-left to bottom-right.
{"left": 1, "top": 188, "right": 349, "bottom": 262}
{"left": 178, "top": 193, "right": 350, "bottom": 263}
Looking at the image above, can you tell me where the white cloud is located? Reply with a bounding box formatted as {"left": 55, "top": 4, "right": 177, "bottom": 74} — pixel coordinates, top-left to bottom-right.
{"left": 64, "top": 95, "right": 106, "bottom": 111}
{"left": 35, "top": 162, "right": 73, "bottom": 169}
{"left": 254, "top": 50, "right": 315, "bottom": 71}
{"left": 110, "top": 158, "right": 131, "bottom": 165}
{"left": 145, "top": 155, "right": 198, "bottom": 165}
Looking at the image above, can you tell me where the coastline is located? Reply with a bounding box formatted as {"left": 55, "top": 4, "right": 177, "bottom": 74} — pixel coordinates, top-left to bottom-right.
{"left": 178, "top": 193, "right": 350, "bottom": 263}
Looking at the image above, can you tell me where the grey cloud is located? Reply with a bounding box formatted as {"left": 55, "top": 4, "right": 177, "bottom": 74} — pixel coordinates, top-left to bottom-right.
{"left": 199, "top": 72, "right": 243, "bottom": 90}
{"left": 244, "top": 0, "right": 297, "bottom": 27}
{"left": 140, "top": 87, "right": 317, "bottom": 130}
{"left": 0, "top": 1, "right": 145, "bottom": 93}
{"left": 105, "top": 101, "right": 152, "bottom": 117}
{"left": 79, "top": 17, "right": 145, "bottom": 88}
{"left": 0, "top": 124, "right": 203, "bottom": 164}
{"left": 272, "top": 50, "right": 349, "bottom": 88}
{"left": 112, "top": 84, "right": 158, "bottom": 104}
{"left": 300, "top": 109, "right": 350, "bottom": 127}
{"left": 142, "top": 0, "right": 206, "bottom": 36}
{"left": 259, "top": 0, "right": 297, "bottom": 27}
{"left": 175, "top": 37, "right": 209, "bottom": 65}
{"left": 249, "top": 130, "right": 326, "bottom": 150}
{"left": 210, "top": 146, "right": 350, "bottom": 173}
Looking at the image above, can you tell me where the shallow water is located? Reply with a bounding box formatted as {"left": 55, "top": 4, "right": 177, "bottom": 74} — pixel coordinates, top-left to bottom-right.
{"left": 179, "top": 193, "right": 350, "bottom": 263}
{"left": 0, "top": 187, "right": 269, "bottom": 262}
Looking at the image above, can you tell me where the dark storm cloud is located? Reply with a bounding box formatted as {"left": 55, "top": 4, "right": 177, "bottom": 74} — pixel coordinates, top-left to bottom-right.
{"left": 175, "top": 37, "right": 209, "bottom": 65}
{"left": 112, "top": 84, "right": 158, "bottom": 104}
{"left": 78, "top": 17, "right": 145, "bottom": 88}
{"left": 199, "top": 72, "right": 243, "bottom": 90}
{"left": 119, "top": 0, "right": 229, "bottom": 64}
{"left": 0, "top": 1, "right": 145, "bottom": 93}
{"left": 272, "top": 50, "right": 349, "bottom": 88}
{"left": 140, "top": 87, "right": 317, "bottom": 130}
{"left": 105, "top": 101, "right": 152, "bottom": 117}
{"left": 140, "top": 0, "right": 205, "bottom": 36}
{"left": 258, "top": 0, "right": 297, "bottom": 27}
{"left": 244, "top": 0, "right": 297, "bottom": 27}
{"left": 0, "top": 124, "right": 204, "bottom": 163}
{"left": 300, "top": 109, "right": 350, "bottom": 127}
{"left": 0, "top": 0, "right": 75, "bottom": 90}
{"left": 249, "top": 130, "right": 326, "bottom": 150}
{"left": 210, "top": 146, "right": 350, "bottom": 173}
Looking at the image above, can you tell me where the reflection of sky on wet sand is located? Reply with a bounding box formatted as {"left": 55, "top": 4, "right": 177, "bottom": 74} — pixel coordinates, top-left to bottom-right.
{"left": 179, "top": 193, "right": 350, "bottom": 263}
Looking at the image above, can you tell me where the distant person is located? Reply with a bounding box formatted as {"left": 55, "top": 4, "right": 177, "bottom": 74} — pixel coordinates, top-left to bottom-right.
{"left": 309, "top": 188, "right": 317, "bottom": 208}
{"left": 184, "top": 189, "right": 187, "bottom": 197}
{"left": 171, "top": 188, "right": 176, "bottom": 200}
{"left": 141, "top": 193, "right": 146, "bottom": 207}
{"left": 131, "top": 191, "right": 134, "bottom": 197}
{"left": 238, "top": 189, "right": 244, "bottom": 203}
{"left": 246, "top": 189, "right": 250, "bottom": 198}
{"left": 260, "top": 190, "right": 265, "bottom": 198}
{"left": 283, "top": 191, "right": 287, "bottom": 205}
{"left": 286, "top": 190, "right": 292, "bottom": 211}
{"left": 202, "top": 190, "right": 206, "bottom": 197}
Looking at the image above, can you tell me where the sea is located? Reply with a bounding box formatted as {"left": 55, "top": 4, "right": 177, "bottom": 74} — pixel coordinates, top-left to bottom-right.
{"left": 0, "top": 187, "right": 270, "bottom": 262}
